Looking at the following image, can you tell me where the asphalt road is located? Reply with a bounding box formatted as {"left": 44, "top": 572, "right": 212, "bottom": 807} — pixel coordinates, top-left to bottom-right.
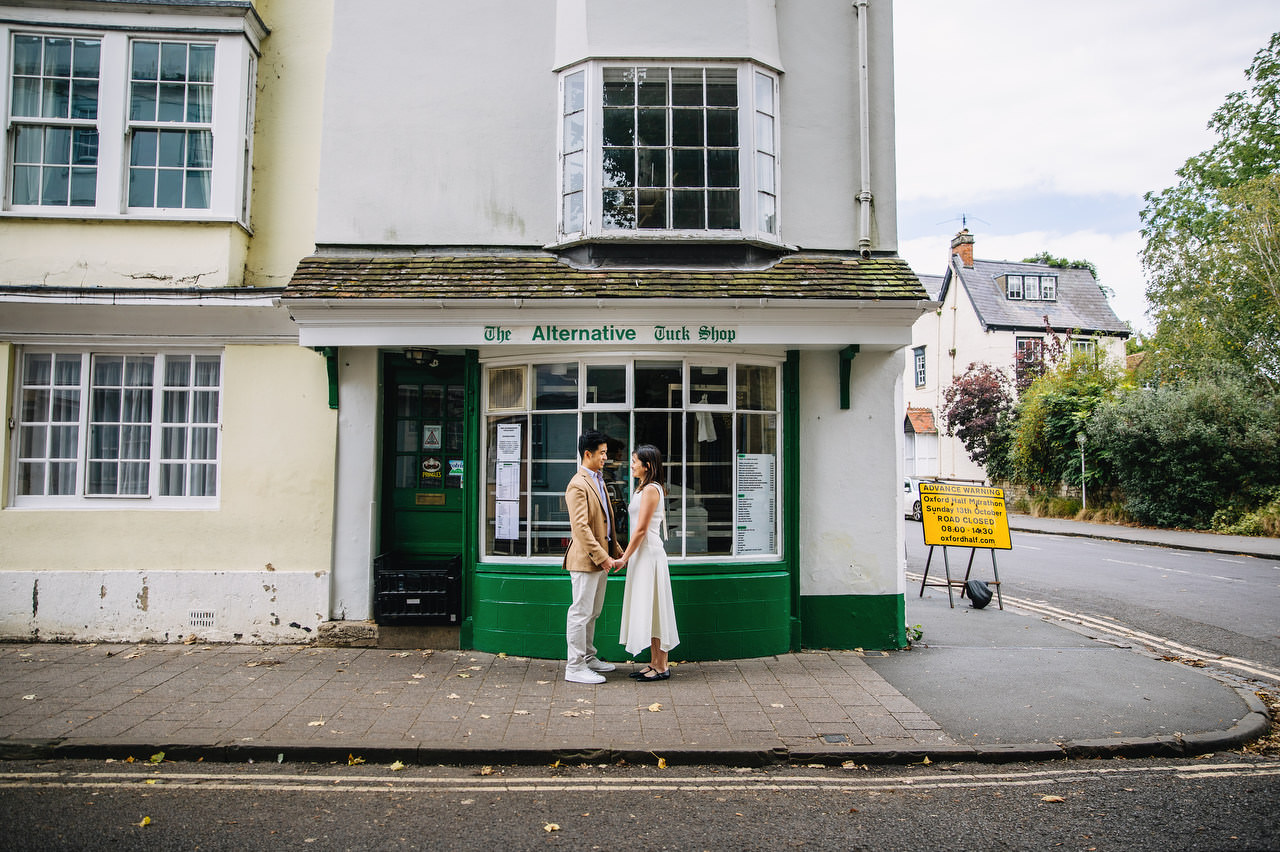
{"left": 905, "top": 523, "right": 1280, "bottom": 673}
{"left": 1, "top": 756, "right": 1277, "bottom": 851}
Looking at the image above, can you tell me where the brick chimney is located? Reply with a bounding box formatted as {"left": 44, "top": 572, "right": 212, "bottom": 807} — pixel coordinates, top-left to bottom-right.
{"left": 951, "top": 229, "right": 974, "bottom": 268}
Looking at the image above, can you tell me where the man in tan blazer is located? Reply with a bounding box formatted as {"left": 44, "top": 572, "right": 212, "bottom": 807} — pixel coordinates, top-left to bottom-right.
{"left": 563, "top": 429, "right": 625, "bottom": 684}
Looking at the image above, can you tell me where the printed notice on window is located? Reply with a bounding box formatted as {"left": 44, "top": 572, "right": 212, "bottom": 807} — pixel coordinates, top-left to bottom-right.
{"left": 735, "top": 453, "right": 776, "bottom": 555}
{"left": 495, "top": 500, "right": 519, "bottom": 540}
{"left": 496, "top": 424, "right": 522, "bottom": 462}
{"left": 495, "top": 462, "right": 520, "bottom": 501}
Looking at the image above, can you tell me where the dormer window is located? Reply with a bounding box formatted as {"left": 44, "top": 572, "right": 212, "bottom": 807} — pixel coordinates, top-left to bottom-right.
{"left": 558, "top": 61, "right": 780, "bottom": 244}
{"left": 1003, "top": 273, "right": 1057, "bottom": 301}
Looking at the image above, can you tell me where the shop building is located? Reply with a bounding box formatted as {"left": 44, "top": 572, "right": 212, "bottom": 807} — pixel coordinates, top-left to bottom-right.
{"left": 3, "top": 0, "right": 929, "bottom": 656}
{"left": 283, "top": 0, "right": 929, "bottom": 657}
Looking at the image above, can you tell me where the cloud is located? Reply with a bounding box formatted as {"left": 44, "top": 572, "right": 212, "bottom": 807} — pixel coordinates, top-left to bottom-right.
{"left": 892, "top": 0, "right": 1280, "bottom": 334}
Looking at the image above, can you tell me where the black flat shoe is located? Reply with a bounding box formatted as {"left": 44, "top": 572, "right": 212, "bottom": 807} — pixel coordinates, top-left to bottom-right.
{"left": 638, "top": 668, "right": 670, "bottom": 681}
{"left": 629, "top": 666, "right": 655, "bottom": 679}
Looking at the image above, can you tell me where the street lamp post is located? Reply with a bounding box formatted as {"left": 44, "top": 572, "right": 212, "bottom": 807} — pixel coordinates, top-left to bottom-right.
{"left": 1076, "top": 432, "right": 1087, "bottom": 511}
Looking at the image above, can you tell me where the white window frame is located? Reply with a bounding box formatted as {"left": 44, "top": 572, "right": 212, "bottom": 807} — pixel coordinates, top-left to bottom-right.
{"left": 1040, "top": 275, "right": 1057, "bottom": 301}
{"left": 556, "top": 60, "right": 782, "bottom": 246}
{"left": 1005, "top": 274, "right": 1024, "bottom": 300}
{"left": 913, "top": 346, "right": 926, "bottom": 388}
{"left": 10, "top": 348, "right": 223, "bottom": 509}
{"left": 1, "top": 11, "right": 260, "bottom": 224}
{"left": 480, "top": 354, "right": 783, "bottom": 563}
{"left": 1024, "top": 275, "right": 1042, "bottom": 301}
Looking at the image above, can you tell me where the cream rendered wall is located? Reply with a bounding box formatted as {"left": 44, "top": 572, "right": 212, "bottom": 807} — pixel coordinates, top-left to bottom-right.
{"left": 798, "top": 348, "right": 905, "bottom": 597}
{"left": 0, "top": 345, "right": 336, "bottom": 642}
{"left": 0, "top": 221, "right": 249, "bottom": 287}
{"left": 244, "top": 0, "right": 334, "bottom": 287}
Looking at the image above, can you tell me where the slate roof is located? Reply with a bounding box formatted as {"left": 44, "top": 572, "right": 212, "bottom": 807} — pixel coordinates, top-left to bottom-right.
{"left": 917, "top": 273, "right": 945, "bottom": 301}
{"left": 944, "top": 258, "right": 1130, "bottom": 336}
{"left": 283, "top": 253, "right": 926, "bottom": 302}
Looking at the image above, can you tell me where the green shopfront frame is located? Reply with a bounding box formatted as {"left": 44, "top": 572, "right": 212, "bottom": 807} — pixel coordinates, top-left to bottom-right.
{"left": 464, "top": 352, "right": 800, "bottom": 660}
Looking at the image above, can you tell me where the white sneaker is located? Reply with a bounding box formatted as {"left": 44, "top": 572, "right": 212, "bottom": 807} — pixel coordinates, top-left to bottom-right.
{"left": 585, "top": 658, "right": 616, "bottom": 673}
{"left": 564, "top": 668, "right": 606, "bottom": 684}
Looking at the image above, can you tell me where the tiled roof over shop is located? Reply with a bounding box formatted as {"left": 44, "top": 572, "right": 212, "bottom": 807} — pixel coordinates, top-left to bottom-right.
{"left": 284, "top": 253, "right": 926, "bottom": 301}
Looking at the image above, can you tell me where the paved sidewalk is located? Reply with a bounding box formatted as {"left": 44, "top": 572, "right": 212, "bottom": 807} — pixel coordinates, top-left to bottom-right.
{"left": 0, "top": 516, "right": 1271, "bottom": 767}
{"left": 0, "top": 642, "right": 954, "bottom": 765}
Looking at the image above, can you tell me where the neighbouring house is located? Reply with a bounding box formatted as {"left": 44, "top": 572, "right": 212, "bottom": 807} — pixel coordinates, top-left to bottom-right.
{"left": 903, "top": 229, "right": 1130, "bottom": 482}
{"left": 4, "top": 0, "right": 933, "bottom": 654}
{"left": 0, "top": 0, "right": 335, "bottom": 642}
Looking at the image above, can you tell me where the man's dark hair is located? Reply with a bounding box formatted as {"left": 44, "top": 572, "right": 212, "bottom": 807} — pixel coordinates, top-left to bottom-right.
{"left": 578, "top": 429, "right": 609, "bottom": 459}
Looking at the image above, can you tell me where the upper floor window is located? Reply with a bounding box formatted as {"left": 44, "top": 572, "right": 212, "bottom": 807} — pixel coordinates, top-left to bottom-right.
{"left": 4, "top": 16, "right": 259, "bottom": 223}
{"left": 13, "top": 350, "right": 221, "bottom": 506}
{"left": 1004, "top": 273, "right": 1057, "bottom": 301}
{"left": 913, "top": 346, "right": 926, "bottom": 388}
{"left": 558, "top": 62, "right": 779, "bottom": 244}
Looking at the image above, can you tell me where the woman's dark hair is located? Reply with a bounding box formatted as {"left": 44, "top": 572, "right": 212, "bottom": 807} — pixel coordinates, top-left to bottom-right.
{"left": 633, "top": 444, "right": 666, "bottom": 494}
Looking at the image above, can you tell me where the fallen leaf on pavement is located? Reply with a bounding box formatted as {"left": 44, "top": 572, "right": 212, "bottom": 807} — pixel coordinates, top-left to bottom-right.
{"left": 647, "top": 703, "right": 662, "bottom": 712}
{"left": 1041, "top": 795, "right": 1065, "bottom": 803}
{"left": 149, "top": 752, "right": 165, "bottom": 764}
{"left": 21, "top": 695, "right": 35, "bottom": 701}
{"left": 389, "top": 760, "right": 406, "bottom": 771}
{"left": 513, "top": 710, "right": 530, "bottom": 715}
{"left": 447, "top": 693, "right": 460, "bottom": 700}
{"left": 480, "top": 766, "right": 494, "bottom": 776}
{"left": 389, "top": 652, "right": 410, "bottom": 657}
{"left": 308, "top": 720, "right": 325, "bottom": 727}
{"left": 348, "top": 754, "right": 365, "bottom": 766}
{"left": 543, "top": 823, "right": 560, "bottom": 832}
{"left": 138, "top": 817, "right": 151, "bottom": 827}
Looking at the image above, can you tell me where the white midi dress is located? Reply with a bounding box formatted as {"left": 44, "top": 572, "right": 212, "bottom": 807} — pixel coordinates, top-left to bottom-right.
{"left": 618, "top": 483, "right": 680, "bottom": 655}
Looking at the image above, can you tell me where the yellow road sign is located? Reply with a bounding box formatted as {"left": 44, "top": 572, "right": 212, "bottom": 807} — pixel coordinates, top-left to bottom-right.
{"left": 919, "top": 482, "right": 1012, "bottom": 549}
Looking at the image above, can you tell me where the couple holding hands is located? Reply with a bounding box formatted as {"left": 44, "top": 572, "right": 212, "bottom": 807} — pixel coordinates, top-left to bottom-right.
{"left": 563, "top": 429, "right": 679, "bottom": 684}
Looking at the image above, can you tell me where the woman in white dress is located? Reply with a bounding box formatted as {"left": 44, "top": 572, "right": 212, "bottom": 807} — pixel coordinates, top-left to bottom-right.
{"left": 617, "top": 444, "right": 679, "bottom": 681}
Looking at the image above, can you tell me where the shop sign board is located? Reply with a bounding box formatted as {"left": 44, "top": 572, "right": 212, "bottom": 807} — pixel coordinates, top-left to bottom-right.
{"left": 484, "top": 324, "right": 738, "bottom": 344}
{"left": 919, "top": 482, "right": 1011, "bottom": 550}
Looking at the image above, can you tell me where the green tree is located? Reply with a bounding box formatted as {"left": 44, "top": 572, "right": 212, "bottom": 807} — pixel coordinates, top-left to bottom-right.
{"left": 1021, "top": 252, "right": 1100, "bottom": 284}
{"left": 1140, "top": 32, "right": 1280, "bottom": 389}
{"left": 1007, "top": 348, "right": 1127, "bottom": 492}
{"left": 939, "top": 362, "right": 1015, "bottom": 478}
{"left": 1089, "top": 376, "right": 1280, "bottom": 528}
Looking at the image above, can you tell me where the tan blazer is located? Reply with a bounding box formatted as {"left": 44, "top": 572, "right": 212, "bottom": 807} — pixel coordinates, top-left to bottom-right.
{"left": 563, "top": 469, "right": 623, "bottom": 572}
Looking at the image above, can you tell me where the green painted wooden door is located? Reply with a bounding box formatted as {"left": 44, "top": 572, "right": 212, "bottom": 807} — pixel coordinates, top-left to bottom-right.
{"left": 377, "top": 353, "right": 469, "bottom": 624}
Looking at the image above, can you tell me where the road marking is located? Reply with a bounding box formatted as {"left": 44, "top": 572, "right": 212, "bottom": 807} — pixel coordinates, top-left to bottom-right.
{"left": 1, "top": 762, "right": 1277, "bottom": 795}
{"left": 906, "top": 571, "right": 1280, "bottom": 685}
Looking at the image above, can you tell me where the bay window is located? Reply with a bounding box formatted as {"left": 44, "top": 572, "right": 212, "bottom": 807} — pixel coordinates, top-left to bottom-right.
{"left": 559, "top": 62, "right": 780, "bottom": 243}
{"left": 483, "top": 358, "right": 781, "bottom": 561}
{"left": 14, "top": 350, "right": 222, "bottom": 505}
{"left": 4, "top": 15, "right": 259, "bottom": 222}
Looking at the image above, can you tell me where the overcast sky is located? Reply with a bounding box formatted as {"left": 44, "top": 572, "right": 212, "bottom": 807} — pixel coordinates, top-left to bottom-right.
{"left": 892, "top": 1, "right": 1280, "bottom": 333}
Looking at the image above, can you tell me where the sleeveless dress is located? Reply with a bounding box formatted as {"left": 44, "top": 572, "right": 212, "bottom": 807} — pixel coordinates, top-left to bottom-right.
{"left": 619, "top": 483, "right": 680, "bottom": 655}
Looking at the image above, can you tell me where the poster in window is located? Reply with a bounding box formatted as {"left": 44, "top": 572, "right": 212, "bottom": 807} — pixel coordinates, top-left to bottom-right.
{"left": 735, "top": 453, "right": 776, "bottom": 554}
{"left": 497, "top": 423, "right": 522, "bottom": 461}
{"left": 422, "top": 423, "right": 442, "bottom": 450}
{"left": 495, "top": 462, "right": 520, "bottom": 501}
{"left": 421, "top": 456, "right": 443, "bottom": 488}
{"left": 495, "top": 500, "right": 519, "bottom": 540}
{"left": 447, "top": 459, "right": 464, "bottom": 489}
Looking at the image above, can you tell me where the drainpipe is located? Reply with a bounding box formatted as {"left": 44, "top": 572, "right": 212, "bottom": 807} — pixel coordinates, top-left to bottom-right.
{"left": 853, "top": 0, "right": 873, "bottom": 259}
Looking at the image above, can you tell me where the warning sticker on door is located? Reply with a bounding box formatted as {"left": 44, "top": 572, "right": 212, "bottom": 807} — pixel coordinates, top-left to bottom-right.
{"left": 422, "top": 424, "right": 443, "bottom": 450}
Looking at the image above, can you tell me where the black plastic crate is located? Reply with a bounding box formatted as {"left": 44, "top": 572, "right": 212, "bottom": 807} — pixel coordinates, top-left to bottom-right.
{"left": 373, "top": 554, "right": 461, "bottom": 625}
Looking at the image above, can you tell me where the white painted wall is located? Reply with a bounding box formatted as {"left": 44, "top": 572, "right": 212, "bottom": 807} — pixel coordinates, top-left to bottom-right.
{"left": 330, "top": 347, "right": 380, "bottom": 621}
{"left": 798, "top": 347, "right": 905, "bottom": 598}
{"left": 315, "top": 0, "right": 901, "bottom": 253}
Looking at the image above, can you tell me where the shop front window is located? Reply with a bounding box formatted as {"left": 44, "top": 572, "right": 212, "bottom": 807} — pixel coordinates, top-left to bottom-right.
{"left": 483, "top": 358, "right": 781, "bottom": 561}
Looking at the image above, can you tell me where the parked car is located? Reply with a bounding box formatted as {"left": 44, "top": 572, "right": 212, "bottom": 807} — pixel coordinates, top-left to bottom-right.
{"left": 903, "top": 477, "right": 925, "bottom": 522}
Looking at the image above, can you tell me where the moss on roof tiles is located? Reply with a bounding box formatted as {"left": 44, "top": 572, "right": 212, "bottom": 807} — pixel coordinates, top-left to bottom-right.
{"left": 284, "top": 254, "right": 925, "bottom": 301}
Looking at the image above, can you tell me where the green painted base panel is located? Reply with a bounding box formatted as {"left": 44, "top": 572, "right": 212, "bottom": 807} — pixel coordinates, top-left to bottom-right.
{"left": 799, "top": 593, "right": 907, "bottom": 651}
{"left": 469, "top": 570, "right": 792, "bottom": 662}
